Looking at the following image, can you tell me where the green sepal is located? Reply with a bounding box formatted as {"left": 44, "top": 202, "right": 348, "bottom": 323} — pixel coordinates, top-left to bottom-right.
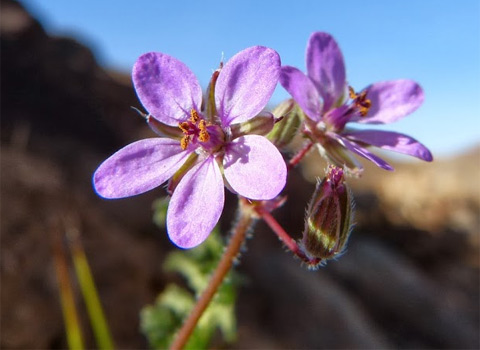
{"left": 267, "top": 99, "right": 303, "bottom": 148}
{"left": 167, "top": 152, "right": 199, "bottom": 194}
{"left": 205, "top": 65, "right": 222, "bottom": 123}
{"left": 230, "top": 111, "right": 275, "bottom": 138}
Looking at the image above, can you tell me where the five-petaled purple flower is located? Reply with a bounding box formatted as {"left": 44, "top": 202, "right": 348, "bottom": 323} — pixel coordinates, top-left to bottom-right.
{"left": 280, "top": 31, "right": 433, "bottom": 174}
{"left": 93, "top": 46, "right": 287, "bottom": 248}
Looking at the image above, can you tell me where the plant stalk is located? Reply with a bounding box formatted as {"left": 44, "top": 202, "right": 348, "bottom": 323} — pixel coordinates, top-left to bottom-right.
{"left": 288, "top": 141, "right": 313, "bottom": 169}
{"left": 169, "top": 203, "right": 253, "bottom": 350}
{"left": 256, "top": 207, "right": 321, "bottom": 266}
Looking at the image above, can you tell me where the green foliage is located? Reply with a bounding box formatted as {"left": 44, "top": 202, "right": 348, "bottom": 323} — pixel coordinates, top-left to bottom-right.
{"left": 140, "top": 222, "right": 238, "bottom": 350}
{"left": 152, "top": 197, "right": 170, "bottom": 228}
{"left": 71, "top": 242, "right": 115, "bottom": 350}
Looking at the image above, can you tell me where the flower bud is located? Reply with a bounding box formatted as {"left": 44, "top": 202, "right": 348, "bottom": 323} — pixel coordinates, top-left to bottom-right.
{"left": 267, "top": 99, "right": 303, "bottom": 148}
{"left": 300, "top": 165, "right": 354, "bottom": 261}
{"left": 230, "top": 111, "right": 275, "bottom": 138}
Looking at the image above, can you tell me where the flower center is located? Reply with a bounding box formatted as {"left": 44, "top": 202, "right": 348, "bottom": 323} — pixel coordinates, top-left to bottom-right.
{"left": 320, "top": 85, "right": 373, "bottom": 134}
{"left": 179, "top": 109, "right": 211, "bottom": 150}
{"left": 348, "top": 86, "right": 371, "bottom": 117}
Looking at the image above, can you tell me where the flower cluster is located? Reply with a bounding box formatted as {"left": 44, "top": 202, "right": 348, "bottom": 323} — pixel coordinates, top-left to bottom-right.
{"left": 93, "top": 31, "right": 432, "bottom": 253}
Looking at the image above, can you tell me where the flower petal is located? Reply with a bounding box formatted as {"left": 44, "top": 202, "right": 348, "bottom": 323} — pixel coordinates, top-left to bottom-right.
{"left": 132, "top": 52, "right": 202, "bottom": 126}
{"left": 329, "top": 133, "right": 394, "bottom": 171}
{"left": 215, "top": 46, "right": 280, "bottom": 127}
{"left": 306, "top": 32, "right": 346, "bottom": 112}
{"left": 223, "top": 135, "right": 286, "bottom": 200}
{"left": 93, "top": 138, "right": 191, "bottom": 198}
{"left": 280, "top": 66, "right": 322, "bottom": 122}
{"left": 167, "top": 157, "right": 224, "bottom": 248}
{"left": 353, "top": 80, "right": 424, "bottom": 124}
{"left": 343, "top": 130, "right": 433, "bottom": 161}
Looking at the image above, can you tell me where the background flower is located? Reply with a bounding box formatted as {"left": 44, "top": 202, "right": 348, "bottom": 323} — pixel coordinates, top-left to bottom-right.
{"left": 280, "top": 32, "right": 433, "bottom": 173}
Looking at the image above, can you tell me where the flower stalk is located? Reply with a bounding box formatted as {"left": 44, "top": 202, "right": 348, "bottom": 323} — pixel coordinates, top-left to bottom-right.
{"left": 169, "top": 201, "right": 254, "bottom": 350}
{"left": 288, "top": 141, "right": 314, "bottom": 170}
{"left": 255, "top": 206, "right": 321, "bottom": 267}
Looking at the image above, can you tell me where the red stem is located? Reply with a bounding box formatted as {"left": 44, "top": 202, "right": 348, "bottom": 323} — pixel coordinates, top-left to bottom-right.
{"left": 169, "top": 207, "right": 253, "bottom": 350}
{"left": 256, "top": 207, "right": 321, "bottom": 266}
{"left": 288, "top": 142, "right": 314, "bottom": 170}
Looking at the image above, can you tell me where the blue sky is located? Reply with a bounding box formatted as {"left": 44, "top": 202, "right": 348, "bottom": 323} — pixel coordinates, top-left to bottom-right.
{"left": 20, "top": 0, "right": 480, "bottom": 158}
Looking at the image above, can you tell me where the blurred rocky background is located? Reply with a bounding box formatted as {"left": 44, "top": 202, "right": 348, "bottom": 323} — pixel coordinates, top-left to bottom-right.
{"left": 1, "top": 0, "right": 478, "bottom": 348}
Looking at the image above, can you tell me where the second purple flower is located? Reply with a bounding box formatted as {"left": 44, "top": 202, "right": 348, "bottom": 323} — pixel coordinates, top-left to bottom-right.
{"left": 280, "top": 32, "right": 433, "bottom": 174}
{"left": 93, "top": 46, "right": 287, "bottom": 248}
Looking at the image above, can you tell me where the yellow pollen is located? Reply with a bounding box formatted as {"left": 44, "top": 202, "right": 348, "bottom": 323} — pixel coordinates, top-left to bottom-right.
{"left": 349, "top": 86, "right": 372, "bottom": 117}
{"left": 348, "top": 86, "right": 357, "bottom": 100}
{"left": 180, "top": 136, "right": 189, "bottom": 150}
{"left": 179, "top": 121, "right": 190, "bottom": 133}
{"left": 190, "top": 109, "right": 199, "bottom": 122}
{"left": 198, "top": 120, "right": 210, "bottom": 143}
{"left": 178, "top": 109, "right": 211, "bottom": 149}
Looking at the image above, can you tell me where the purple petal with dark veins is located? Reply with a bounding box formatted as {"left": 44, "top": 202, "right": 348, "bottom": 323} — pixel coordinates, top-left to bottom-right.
{"left": 280, "top": 66, "right": 322, "bottom": 122}
{"left": 352, "top": 80, "right": 424, "bottom": 124}
{"left": 167, "top": 156, "right": 224, "bottom": 249}
{"left": 343, "top": 130, "right": 433, "bottom": 161}
{"left": 215, "top": 46, "right": 280, "bottom": 127}
{"left": 93, "top": 138, "right": 191, "bottom": 198}
{"left": 132, "top": 52, "right": 203, "bottom": 126}
{"left": 306, "top": 32, "right": 346, "bottom": 112}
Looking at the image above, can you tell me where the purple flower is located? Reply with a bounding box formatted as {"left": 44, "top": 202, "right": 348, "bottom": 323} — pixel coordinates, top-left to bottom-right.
{"left": 280, "top": 32, "right": 433, "bottom": 173}
{"left": 93, "top": 46, "right": 286, "bottom": 248}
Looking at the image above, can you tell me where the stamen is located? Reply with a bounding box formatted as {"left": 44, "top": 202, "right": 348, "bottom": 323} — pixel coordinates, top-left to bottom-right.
{"left": 178, "top": 109, "right": 211, "bottom": 150}
{"left": 348, "top": 86, "right": 357, "bottom": 100}
{"left": 179, "top": 121, "right": 190, "bottom": 133}
{"left": 198, "top": 120, "right": 210, "bottom": 143}
{"left": 190, "top": 109, "right": 199, "bottom": 122}
{"left": 180, "top": 136, "right": 189, "bottom": 150}
{"left": 349, "top": 86, "right": 372, "bottom": 117}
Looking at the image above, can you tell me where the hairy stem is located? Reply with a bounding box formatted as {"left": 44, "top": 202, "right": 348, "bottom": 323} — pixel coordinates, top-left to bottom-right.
{"left": 288, "top": 141, "right": 314, "bottom": 170}
{"left": 169, "top": 203, "right": 253, "bottom": 350}
{"left": 256, "top": 207, "right": 321, "bottom": 266}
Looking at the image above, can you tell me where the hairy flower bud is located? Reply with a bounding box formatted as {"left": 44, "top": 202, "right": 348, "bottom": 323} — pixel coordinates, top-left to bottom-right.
{"left": 300, "top": 165, "right": 354, "bottom": 262}
{"left": 267, "top": 99, "right": 303, "bottom": 148}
